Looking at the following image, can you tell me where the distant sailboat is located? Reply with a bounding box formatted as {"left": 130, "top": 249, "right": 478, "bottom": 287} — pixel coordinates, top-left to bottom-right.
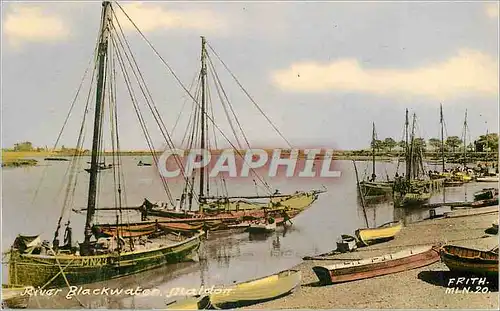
{"left": 393, "top": 110, "right": 437, "bottom": 207}
{"left": 359, "top": 123, "right": 393, "bottom": 199}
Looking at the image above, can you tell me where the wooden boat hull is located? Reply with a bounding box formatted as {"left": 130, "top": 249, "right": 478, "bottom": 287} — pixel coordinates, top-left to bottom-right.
{"left": 8, "top": 234, "right": 201, "bottom": 288}
{"left": 211, "top": 269, "right": 301, "bottom": 309}
{"left": 2, "top": 285, "right": 34, "bottom": 308}
{"left": 95, "top": 207, "right": 301, "bottom": 236}
{"left": 355, "top": 221, "right": 402, "bottom": 246}
{"left": 473, "top": 188, "right": 497, "bottom": 201}
{"left": 93, "top": 223, "right": 158, "bottom": 238}
{"left": 166, "top": 269, "right": 301, "bottom": 309}
{"left": 359, "top": 181, "right": 393, "bottom": 196}
{"left": 476, "top": 176, "right": 499, "bottom": 182}
{"left": 471, "top": 197, "right": 498, "bottom": 208}
{"left": 312, "top": 245, "right": 440, "bottom": 285}
{"left": 247, "top": 223, "right": 276, "bottom": 234}
{"left": 440, "top": 245, "right": 498, "bottom": 276}
{"left": 397, "top": 192, "right": 431, "bottom": 207}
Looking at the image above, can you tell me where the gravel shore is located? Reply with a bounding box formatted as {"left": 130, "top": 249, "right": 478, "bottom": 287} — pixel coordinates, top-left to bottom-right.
{"left": 245, "top": 208, "right": 499, "bottom": 309}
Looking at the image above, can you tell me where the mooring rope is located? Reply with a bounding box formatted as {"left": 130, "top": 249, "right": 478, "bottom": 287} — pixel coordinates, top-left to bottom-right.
{"left": 46, "top": 248, "right": 85, "bottom": 308}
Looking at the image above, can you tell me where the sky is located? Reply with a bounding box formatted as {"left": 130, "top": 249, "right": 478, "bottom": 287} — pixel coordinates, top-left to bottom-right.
{"left": 1, "top": 1, "right": 499, "bottom": 151}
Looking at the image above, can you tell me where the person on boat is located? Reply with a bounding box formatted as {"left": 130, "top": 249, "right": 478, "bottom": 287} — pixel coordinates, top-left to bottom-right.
{"left": 369, "top": 173, "right": 376, "bottom": 182}
{"left": 142, "top": 198, "right": 155, "bottom": 211}
{"left": 138, "top": 160, "right": 143, "bottom": 166}
{"left": 63, "top": 222, "right": 72, "bottom": 250}
{"left": 140, "top": 198, "right": 154, "bottom": 221}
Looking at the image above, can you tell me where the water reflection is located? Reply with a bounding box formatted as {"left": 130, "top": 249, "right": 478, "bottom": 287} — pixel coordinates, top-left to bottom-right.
{"left": 3, "top": 158, "right": 498, "bottom": 309}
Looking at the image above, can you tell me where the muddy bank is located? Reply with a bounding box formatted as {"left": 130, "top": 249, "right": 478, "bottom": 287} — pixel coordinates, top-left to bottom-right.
{"left": 246, "top": 209, "right": 499, "bottom": 309}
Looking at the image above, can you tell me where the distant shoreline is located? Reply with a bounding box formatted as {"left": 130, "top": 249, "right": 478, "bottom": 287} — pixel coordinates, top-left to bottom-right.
{"left": 2, "top": 149, "right": 497, "bottom": 168}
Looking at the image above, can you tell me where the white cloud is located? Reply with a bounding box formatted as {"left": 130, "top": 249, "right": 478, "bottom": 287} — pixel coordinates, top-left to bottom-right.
{"left": 2, "top": 5, "right": 69, "bottom": 48}
{"left": 485, "top": 3, "right": 499, "bottom": 19}
{"left": 271, "top": 49, "right": 499, "bottom": 100}
{"left": 115, "top": 2, "right": 226, "bottom": 34}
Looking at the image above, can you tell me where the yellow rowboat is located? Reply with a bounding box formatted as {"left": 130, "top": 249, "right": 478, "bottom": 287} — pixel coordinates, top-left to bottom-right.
{"left": 355, "top": 221, "right": 402, "bottom": 246}
{"left": 166, "top": 269, "right": 301, "bottom": 309}
{"left": 453, "top": 172, "right": 472, "bottom": 182}
{"left": 2, "top": 285, "right": 34, "bottom": 308}
{"left": 440, "top": 245, "right": 498, "bottom": 276}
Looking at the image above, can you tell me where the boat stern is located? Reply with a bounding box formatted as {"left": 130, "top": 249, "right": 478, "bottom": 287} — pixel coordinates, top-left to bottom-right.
{"left": 312, "top": 266, "right": 333, "bottom": 285}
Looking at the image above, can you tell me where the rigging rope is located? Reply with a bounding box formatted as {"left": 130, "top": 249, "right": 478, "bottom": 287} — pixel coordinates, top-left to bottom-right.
{"left": 206, "top": 43, "right": 293, "bottom": 149}
{"left": 111, "top": 10, "right": 199, "bottom": 203}
{"left": 114, "top": 2, "right": 274, "bottom": 196}
{"left": 109, "top": 30, "right": 175, "bottom": 205}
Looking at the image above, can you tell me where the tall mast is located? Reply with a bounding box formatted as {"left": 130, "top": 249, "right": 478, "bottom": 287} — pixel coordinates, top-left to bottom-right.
{"left": 371, "top": 122, "right": 376, "bottom": 180}
{"left": 405, "top": 109, "right": 410, "bottom": 180}
{"left": 82, "top": 1, "right": 112, "bottom": 254}
{"left": 409, "top": 113, "right": 417, "bottom": 180}
{"left": 440, "top": 104, "right": 445, "bottom": 172}
{"left": 463, "top": 109, "right": 468, "bottom": 169}
{"left": 199, "top": 36, "right": 207, "bottom": 213}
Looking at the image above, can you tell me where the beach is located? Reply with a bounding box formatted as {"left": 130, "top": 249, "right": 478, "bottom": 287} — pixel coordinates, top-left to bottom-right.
{"left": 246, "top": 210, "right": 499, "bottom": 309}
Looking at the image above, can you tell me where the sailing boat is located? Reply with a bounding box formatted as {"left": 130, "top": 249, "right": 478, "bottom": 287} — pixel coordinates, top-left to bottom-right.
{"left": 452, "top": 110, "right": 474, "bottom": 182}
{"left": 353, "top": 160, "right": 402, "bottom": 245}
{"left": 93, "top": 36, "right": 326, "bottom": 235}
{"left": 359, "top": 123, "right": 393, "bottom": 198}
{"left": 393, "top": 110, "right": 436, "bottom": 207}
{"left": 428, "top": 104, "right": 463, "bottom": 187}
{"left": 6, "top": 1, "right": 202, "bottom": 288}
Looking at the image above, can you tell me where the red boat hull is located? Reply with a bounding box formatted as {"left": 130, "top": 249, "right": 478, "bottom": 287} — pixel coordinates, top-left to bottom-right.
{"left": 313, "top": 246, "right": 440, "bottom": 285}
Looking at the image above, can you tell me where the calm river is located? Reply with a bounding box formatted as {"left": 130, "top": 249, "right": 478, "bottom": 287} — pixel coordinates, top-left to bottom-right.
{"left": 1, "top": 157, "right": 495, "bottom": 308}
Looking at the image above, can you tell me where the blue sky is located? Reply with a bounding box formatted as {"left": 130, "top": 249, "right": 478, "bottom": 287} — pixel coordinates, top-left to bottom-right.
{"left": 1, "top": 1, "right": 498, "bottom": 150}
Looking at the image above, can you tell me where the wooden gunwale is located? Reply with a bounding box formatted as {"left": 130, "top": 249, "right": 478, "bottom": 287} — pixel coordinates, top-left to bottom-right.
{"left": 313, "top": 245, "right": 440, "bottom": 285}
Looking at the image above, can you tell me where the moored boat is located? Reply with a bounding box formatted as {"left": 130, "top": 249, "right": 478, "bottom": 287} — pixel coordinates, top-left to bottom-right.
{"left": 358, "top": 123, "right": 393, "bottom": 198}
{"left": 247, "top": 218, "right": 277, "bottom": 234}
{"left": 473, "top": 188, "right": 498, "bottom": 201}
{"left": 359, "top": 181, "right": 393, "bottom": 196}
{"left": 440, "top": 245, "right": 498, "bottom": 276}
{"left": 471, "top": 197, "right": 499, "bottom": 208}
{"left": 355, "top": 221, "right": 402, "bottom": 246}
{"left": 165, "top": 269, "right": 301, "bottom": 309}
{"left": 44, "top": 157, "right": 70, "bottom": 162}
{"left": 476, "top": 174, "right": 499, "bottom": 182}
{"left": 7, "top": 232, "right": 202, "bottom": 288}
{"left": 401, "top": 192, "right": 431, "bottom": 206}
{"left": 312, "top": 245, "right": 440, "bottom": 285}
{"left": 6, "top": 1, "right": 204, "bottom": 289}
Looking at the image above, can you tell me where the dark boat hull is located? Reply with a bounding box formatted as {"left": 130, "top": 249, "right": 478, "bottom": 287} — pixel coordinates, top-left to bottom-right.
{"left": 440, "top": 245, "right": 498, "bottom": 276}
{"left": 8, "top": 235, "right": 201, "bottom": 288}
{"left": 471, "top": 197, "right": 499, "bottom": 208}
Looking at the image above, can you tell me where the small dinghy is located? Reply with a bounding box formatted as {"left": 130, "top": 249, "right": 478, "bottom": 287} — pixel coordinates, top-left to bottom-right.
{"left": 2, "top": 285, "right": 34, "bottom": 308}
{"left": 247, "top": 217, "right": 277, "bottom": 234}
{"left": 355, "top": 221, "right": 402, "bottom": 246}
{"left": 165, "top": 269, "right": 301, "bottom": 309}
{"left": 312, "top": 245, "right": 440, "bottom": 285}
{"left": 440, "top": 245, "right": 498, "bottom": 276}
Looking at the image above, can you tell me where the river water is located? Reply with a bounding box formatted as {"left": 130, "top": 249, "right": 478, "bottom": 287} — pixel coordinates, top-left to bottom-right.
{"left": 1, "top": 157, "right": 496, "bottom": 308}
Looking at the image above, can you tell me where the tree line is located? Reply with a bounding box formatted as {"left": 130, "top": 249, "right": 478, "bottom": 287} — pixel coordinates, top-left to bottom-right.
{"left": 371, "top": 133, "right": 498, "bottom": 153}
